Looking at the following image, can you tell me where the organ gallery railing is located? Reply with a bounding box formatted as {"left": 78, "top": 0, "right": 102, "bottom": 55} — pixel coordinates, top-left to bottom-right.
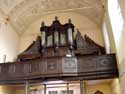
{"left": 0, "top": 54, "right": 118, "bottom": 84}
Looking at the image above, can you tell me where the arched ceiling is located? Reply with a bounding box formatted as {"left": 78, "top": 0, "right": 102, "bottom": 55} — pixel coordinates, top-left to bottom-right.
{"left": 0, "top": 0, "right": 106, "bottom": 35}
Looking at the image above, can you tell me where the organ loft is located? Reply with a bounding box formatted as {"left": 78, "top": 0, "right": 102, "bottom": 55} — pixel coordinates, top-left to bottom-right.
{"left": 0, "top": 17, "right": 118, "bottom": 94}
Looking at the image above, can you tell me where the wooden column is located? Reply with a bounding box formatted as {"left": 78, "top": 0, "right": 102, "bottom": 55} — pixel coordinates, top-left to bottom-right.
{"left": 80, "top": 81, "right": 83, "bottom": 94}
{"left": 44, "top": 84, "right": 46, "bottom": 94}
{"left": 67, "top": 83, "right": 69, "bottom": 94}
{"left": 80, "top": 81, "right": 86, "bottom": 94}
{"left": 25, "top": 81, "right": 29, "bottom": 94}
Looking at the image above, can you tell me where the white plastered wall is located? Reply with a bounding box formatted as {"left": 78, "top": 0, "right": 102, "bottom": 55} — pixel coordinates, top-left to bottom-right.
{"left": 104, "top": 0, "right": 125, "bottom": 94}
{"left": 0, "top": 13, "right": 20, "bottom": 62}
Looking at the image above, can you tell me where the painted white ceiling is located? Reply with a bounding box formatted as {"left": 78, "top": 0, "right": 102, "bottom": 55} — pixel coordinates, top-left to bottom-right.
{"left": 0, "top": 0, "right": 106, "bottom": 35}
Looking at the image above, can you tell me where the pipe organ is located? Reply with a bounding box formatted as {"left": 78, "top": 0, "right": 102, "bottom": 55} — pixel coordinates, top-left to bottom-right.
{"left": 0, "top": 17, "right": 118, "bottom": 94}
{"left": 17, "top": 16, "right": 106, "bottom": 60}
{"left": 40, "top": 16, "right": 75, "bottom": 57}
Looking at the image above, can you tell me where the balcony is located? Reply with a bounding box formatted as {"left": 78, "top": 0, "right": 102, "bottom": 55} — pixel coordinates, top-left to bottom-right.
{"left": 0, "top": 54, "right": 118, "bottom": 84}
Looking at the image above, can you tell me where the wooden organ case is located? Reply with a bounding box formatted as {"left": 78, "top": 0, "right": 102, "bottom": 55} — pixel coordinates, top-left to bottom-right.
{"left": 18, "top": 17, "right": 105, "bottom": 60}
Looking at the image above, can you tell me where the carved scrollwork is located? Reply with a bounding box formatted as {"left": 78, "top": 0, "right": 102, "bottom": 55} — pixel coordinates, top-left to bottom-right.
{"left": 96, "top": 56, "right": 116, "bottom": 68}
{"left": 47, "top": 61, "right": 57, "bottom": 70}
{"left": 62, "top": 57, "right": 77, "bottom": 73}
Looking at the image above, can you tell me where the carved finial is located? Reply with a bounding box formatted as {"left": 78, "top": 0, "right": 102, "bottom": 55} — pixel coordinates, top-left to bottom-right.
{"left": 55, "top": 16, "right": 58, "bottom": 20}
{"left": 68, "top": 19, "right": 71, "bottom": 23}
{"left": 76, "top": 29, "right": 81, "bottom": 35}
{"left": 41, "top": 21, "right": 45, "bottom": 26}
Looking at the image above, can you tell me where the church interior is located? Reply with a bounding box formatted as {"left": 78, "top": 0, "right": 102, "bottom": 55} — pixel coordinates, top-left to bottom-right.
{"left": 0, "top": 0, "right": 125, "bottom": 94}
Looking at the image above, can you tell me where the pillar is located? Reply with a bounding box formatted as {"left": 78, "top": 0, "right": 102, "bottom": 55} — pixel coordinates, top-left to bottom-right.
{"left": 102, "top": 21, "right": 111, "bottom": 54}
{"left": 44, "top": 84, "right": 46, "bottom": 94}
{"left": 25, "top": 81, "right": 29, "bottom": 94}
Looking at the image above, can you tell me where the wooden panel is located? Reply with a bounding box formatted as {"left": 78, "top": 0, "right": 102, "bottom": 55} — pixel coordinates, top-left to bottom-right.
{"left": 78, "top": 54, "right": 117, "bottom": 72}
{"left": 62, "top": 57, "right": 77, "bottom": 76}
{"left": 45, "top": 57, "right": 62, "bottom": 75}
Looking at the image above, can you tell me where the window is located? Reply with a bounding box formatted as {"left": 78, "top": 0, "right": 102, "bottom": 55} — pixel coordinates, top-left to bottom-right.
{"left": 108, "top": 0, "right": 124, "bottom": 42}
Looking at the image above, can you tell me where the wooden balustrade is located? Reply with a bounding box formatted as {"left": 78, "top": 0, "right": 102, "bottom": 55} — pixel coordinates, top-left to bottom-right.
{"left": 0, "top": 54, "right": 118, "bottom": 84}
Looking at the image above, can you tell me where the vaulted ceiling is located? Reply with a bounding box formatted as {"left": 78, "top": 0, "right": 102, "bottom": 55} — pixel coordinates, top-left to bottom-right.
{"left": 0, "top": 0, "right": 106, "bottom": 35}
